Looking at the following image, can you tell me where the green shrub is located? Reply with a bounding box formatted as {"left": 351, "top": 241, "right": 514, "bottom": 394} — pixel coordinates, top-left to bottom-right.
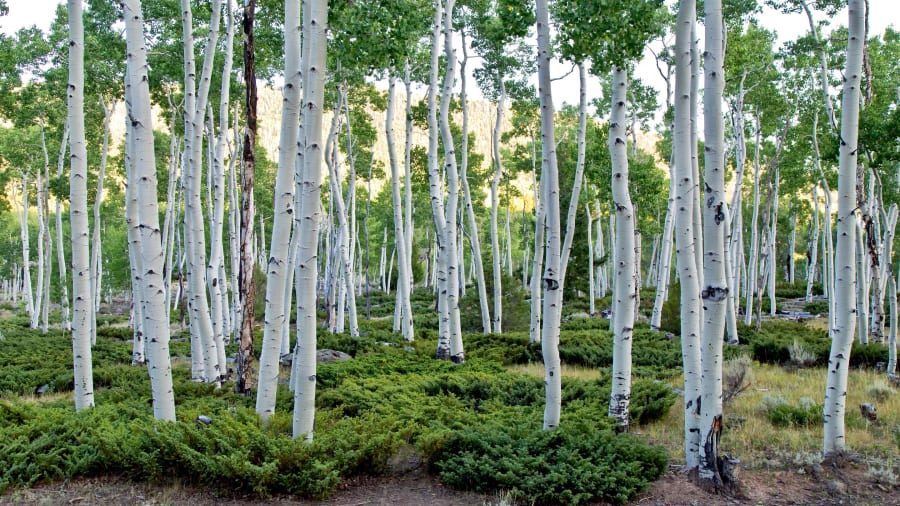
{"left": 766, "top": 403, "right": 823, "bottom": 427}
{"left": 803, "top": 300, "right": 829, "bottom": 315}
{"left": 430, "top": 420, "right": 667, "bottom": 505}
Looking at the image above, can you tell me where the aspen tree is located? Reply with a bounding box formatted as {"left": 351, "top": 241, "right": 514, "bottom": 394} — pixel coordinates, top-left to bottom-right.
{"left": 292, "top": 0, "right": 328, "bottom": 441}
{"left": 257, "top": 0, "right": 302, "bottom": 422}
{"left": 608, "top": 66, "right": 636, "bottom": 432}
{"left": 123, "top": 0, "right": 178, "bottom": 420}
{"left": 67, "top": 0, "right": 94, "bottom": 412}
{"left": 823, "top": 0, "right": 864, "bottom": 456}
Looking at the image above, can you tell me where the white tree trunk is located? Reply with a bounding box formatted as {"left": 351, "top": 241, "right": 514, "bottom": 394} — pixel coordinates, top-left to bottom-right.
{"left": 536, "top": 0, "right": 561, "bottom": 430}
{"left": 19, "top": 176, "right": 34, "bottom": 327}
{"left": 67, "top": 0, "right": 94, "bottom": 412}
{"left": 888, "top": 275, "right": 897, "bottom": 378}
{"left": 490, "top": 84, "right": 506, "bottom": 334}
{"left": 459, "top": 43, "right": 491, "bottom": 334}
{"left": 856, "top": 218, "right": 869, "bottom": 345}
{"left": 674, "top": 0, "right": 702, "bottom": 469}
{"left": 123, "top": 4, "right": 178, "bottom": 419}
{"left": 608, "top": 66, "right": 636, "bottom": 432}
{"left": 558, "top": 65, "right": 588, "bottom": 296}
{"left": 587, "top": 204, "right": 595, "bottom": 316}
{"left": 386, "top": 77, "right": 415, "bottom": 341}
{"left": 257, "top": 0, "right": 301, "bottom": 422}
{"left": 823, "top": 0, "right": 864, "bottom": 457}
{"left": 328, "top": 100, "right": 359, "bottom": 337}
{"left": 807, "top": 184, "right": 820, "bottom": 301}
{"left": 292, "top": 0, "right": 328, "bottom": 441}
{"left": 529, "top": 144, "right": 545, "bottom": 344}
{"left": 439, "top": 0, "right": 463, "bottom": 362}
{"left": 55, "top": 124, "right": 70, "bottom": 330}
{"left": 181, "top": 0, "right": 222, "bottom": 384}
{"left": 744, "top": 114, "right": 762, "bottom": 324}
{"left": 698, "top": 0, "right": 728, "bottom": 485}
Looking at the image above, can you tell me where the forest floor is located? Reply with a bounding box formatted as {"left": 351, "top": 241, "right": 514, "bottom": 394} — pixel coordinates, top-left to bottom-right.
{"left": 2, "top": 460, "right": 898, "bottom": 506}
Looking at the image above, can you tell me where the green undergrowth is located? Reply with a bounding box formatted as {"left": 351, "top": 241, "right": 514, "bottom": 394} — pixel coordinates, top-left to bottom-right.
{"left": 738, "top": 320, "right": 890, "bottom": 368}
{"left": 0, "top": 317, "right": 674, "bottom": 504}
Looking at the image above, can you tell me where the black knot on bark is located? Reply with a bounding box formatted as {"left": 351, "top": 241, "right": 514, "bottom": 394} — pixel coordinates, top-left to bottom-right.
{"left": 701, "top": 285, "right": 728, "bottom": 302}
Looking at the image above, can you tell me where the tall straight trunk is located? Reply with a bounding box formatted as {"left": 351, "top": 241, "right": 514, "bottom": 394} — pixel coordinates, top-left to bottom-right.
{"left": 888, "top": 275, "right": 898, "bottom": 378}
{"left": 123, "top": 76, "right": 147, "bottom": 367}
{"left": 490, "top": 82, "right": 506, "bottom": 334}
{"left": 35, "top": 127, "right": 51, "bottom": 333}
{"left": 536, "top": 0, "right": 562, "bottom": 430}
{"left": 558, "top": 64, "right": 588, "bottom": 293}
{"left": 33, "top": 152, "right": 45, "bottom": 331}
{"left": 651, "top": 180, "right": 676, "bottom": 331}
{"left": 123, "top": 8, "right": 179, "bottom": 419}
{"left": 698, "top": 0, "right": 729, "bottom": 486}
{"left": 690, "top": 23, "right": 703, "bottom": 293}
{"left": 426, "top": 0, "right": 450, "bottom": 358}
{"left": 403, "top": 64, "right": 415, "bottom": 294}
{"left": 788, "top": 214, "right": 797, "bottom": 284}
{"left": 587, "top": 203, "right": 595, "bottom": 316}
{"left": 256, "top": 0, "right": 301, "bottom": 422}
{"left": 728, "top": 77, "right": 747, "bottom": 324}
{"left": 674, "top": 0, "right": 701, "bottom": 469}
{"left": 328, "top": 97, "right": 359, "bottom": 337}
{"left": 292, "top": 0, "right": 328, "bottom": 441}
{"left": 386, "top": 77, "right": 415, "bottom": 341}
{"left": 228, "top": 116, "right": 241, "bottom": 339}
{"left": 19, "top": 176, "right": 34, "bottom": 326}
{"left": 768, "top": 171, "right": 779, "bottom": 316}
{"left": 813, "top": 113, "right": 836, "bottom": 332}
{"left": 209, "top": 0, "right": 235, "bottom": 369}
{"left": 439, "top": 0, "right": 463, "bottom": 362}
{"left": 55, "top": 124, "right": 70, "bottom": 330}
{"left": 608, "top": 66, "right": 636, "bottom": 432}
{"left": 181, "top": 0, "right": 223, "bottom": 384}
{"left": 596, "top": 201, "right": 607, "bottom": 297}
{"left": 529, "top": 141, "right": 545, "bottom": 344}
{"left": 807, "top": 185, "right": 820, "bottom": 301}
{"left": 89, "top": 99, "right": 113, "bottom": 343}
{"left": 236, "top": 0, "right": 258, "bottom": 396}
{"left": 67, "top": 0, "right": 94, "bottom": 412}
{"left": 855, "top": 218, "right": 869, "bottom": 344}
{"left": 873, "top": 204, "right": 898, "bottom": 340}
{"left": 823, "top": 0, "right": 864, "bottom": 457}
{"left": 459, "top": 40, "right": 491, "bottom": 334}
{"left": 162, "top": 99, "right": 180, "bottom": 323}
{"left": 800, "top": 0, "right": 836, "bottom": 131}
{"left": 744, "top": 113, "right": 762, "bottom": 324}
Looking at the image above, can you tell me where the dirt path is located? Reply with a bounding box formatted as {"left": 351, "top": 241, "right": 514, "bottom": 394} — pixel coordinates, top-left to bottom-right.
{"left": 3, "top": 461, "right": 899, "bottom": 506}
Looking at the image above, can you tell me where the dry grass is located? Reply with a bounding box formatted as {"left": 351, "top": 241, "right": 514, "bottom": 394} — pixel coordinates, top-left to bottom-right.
{"left": 507, "top": 362, "right": 602, "bottom": 381}
{"left": 638, "top": 363, "right": 900, "bottom": 465}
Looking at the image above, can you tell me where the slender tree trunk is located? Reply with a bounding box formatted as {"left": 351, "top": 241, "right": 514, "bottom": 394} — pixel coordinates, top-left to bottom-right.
{"left": 888, "top": 275, "right": 897, "bottom": 378}
{"left": 536, "top": 0, "right": 561, "bottom": 430}
{"left": 328, "top": 95, "right": 358, "bottom": 337}
{"left": 608, "top": 66, "right": 636, "bottom": 433}
{"left": 19, "top": 175, "right": 34, "bottom": 327}
{"left": 557, "top": 64, "right": 588, "bottom": 299}
{"left": 529, "top": 137, "right": 545, "bottom": 344}
{"left": 426, "top": 0, "right": 450, "bottom": 359}
{"left": 123, "top": 5, "right": 178, "bottom": 419}
{"left": 459, "top": 40, "right": 491, "bottom": 334}
{"left": 256, "top": 0, "right": 301, "bottom": 422}
{"left": 807, "top": 184, "right": 820, "bottom": 301}
{"left": 292, "top": 0, "right": 328, "bottom": 441}
{"left": 823, "top": 0, "right": 864, "bottom": 457}
{"left": 674, "top": 0, "right": 701, "bottom": 469}
{"left": 55, "top": 125, "right": 70, "bottom": 330}
{"left": 490, "top": 82, "right": 506, "bottom": 334}
{"left": 587, "top": 203, "right": 595, "bottom": 316}
{"left": 698, "top": 0, "right": 730, "bottom": 487}
{"left": 745, "top": 113, "right": 762, "bottom": 324}
{"left": 439, "top": 0, "right": 463, "bottom": 362}
{"left": 235, "top": 0, "right": 258, "bottom": 396}
{"left": 181, "top": 0, "right": 223, "bottom": 384}
{"left": 67, "top": 0, "right": 94, "bottom": 412}
{"left": 386, "top": 77, "right": 415, "bottom": 341}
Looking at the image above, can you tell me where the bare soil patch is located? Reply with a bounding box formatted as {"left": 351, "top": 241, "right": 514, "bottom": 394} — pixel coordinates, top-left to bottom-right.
{"left": 3, "top": 459, "right": 898, "bottom": 506}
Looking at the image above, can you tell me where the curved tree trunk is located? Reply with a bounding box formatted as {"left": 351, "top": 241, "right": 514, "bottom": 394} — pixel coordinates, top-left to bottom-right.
{"left": 823, "top": 0, "right": 864, "bottom": 457}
